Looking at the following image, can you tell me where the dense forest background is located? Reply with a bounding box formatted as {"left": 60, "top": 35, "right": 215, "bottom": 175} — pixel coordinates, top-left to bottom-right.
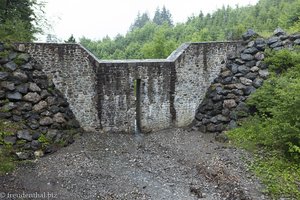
{"left": 0, "top": 0, "right": 45, "bottom": 42}
{"left": 79, "top": 0, "right": 300, "bottom": 59}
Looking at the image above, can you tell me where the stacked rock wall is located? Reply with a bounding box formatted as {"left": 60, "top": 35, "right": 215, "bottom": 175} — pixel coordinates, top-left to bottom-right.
{"left": 0, "top": 44, "right": 80, "bottom": 159}
{"left": 193, "top": 29, "right": 300, "bottom": 133}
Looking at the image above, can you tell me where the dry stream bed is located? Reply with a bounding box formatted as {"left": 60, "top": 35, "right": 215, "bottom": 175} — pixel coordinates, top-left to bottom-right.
{"left": 0, "top": 128, "right": 268, "bottom": 200}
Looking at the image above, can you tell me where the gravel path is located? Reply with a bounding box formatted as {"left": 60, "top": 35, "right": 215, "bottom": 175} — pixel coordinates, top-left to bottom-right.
{"left": 0, "top": 128, "right": 268, "bottom": 200}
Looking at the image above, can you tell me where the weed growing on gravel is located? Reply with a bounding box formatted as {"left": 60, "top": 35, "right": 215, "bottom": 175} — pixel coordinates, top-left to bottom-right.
{"left": 0, "top": 120, "right": 21, "bottom": 175}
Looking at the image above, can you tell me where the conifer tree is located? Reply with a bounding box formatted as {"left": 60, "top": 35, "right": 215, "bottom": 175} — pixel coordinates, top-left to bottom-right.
{"left": 0, "top": 0, "right": 44, "bottom": 42}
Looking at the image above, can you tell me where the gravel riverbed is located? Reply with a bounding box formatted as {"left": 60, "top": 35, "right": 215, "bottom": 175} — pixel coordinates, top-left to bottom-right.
{"left": 0, "top": 128, "right": 268, "bottom": 200}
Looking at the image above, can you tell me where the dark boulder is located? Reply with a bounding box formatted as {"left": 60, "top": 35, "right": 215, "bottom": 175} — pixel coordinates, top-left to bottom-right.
{"left": 242, "top": 29, "right": 257, "bottom": 41}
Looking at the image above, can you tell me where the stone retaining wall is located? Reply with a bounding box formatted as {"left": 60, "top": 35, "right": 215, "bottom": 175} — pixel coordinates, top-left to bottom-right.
{"left": 18, "top": 44, "right": 100, "bottom": 131}
{"left": 0, "top": 44, "right": 80, "bottom": 159}
{"left": 193, "top": 29, "right": 300, "bottom": 133}
{"left": 173, "top": 42, "right": 241, "bottom": 127}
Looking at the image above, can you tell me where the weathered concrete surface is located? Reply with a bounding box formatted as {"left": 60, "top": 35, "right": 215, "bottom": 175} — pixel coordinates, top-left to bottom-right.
{"left": 19, "top": 43, "right": 100, "bottom": 131}
{"left": 19, "top": 42, "right": 241, "bottom": 133}
{"left": 0, "top": 128, "right": 267, "bottom": 200}
{"left": 172, "top": 42, "right": 241, "bottom": 127}
{"left": 96, "top": 61, "right": 174, "bottom": 133}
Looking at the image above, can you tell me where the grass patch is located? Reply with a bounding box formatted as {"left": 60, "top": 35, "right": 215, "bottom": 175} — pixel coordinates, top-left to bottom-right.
{"left": 13, "top": 57, "right": 25, "bottom": 66}
{"left": 251, "top": 154, "right": 300, "bottom": 199}
{"left": 0, "top": 50, "right": 9, "bottom": 59}
{"left": 0, "top": 119, "right": 21, "bottom": 133}
{"left": 0, "top": 147, "right": 16, "bottom": 175}
{"left": 37, "top": 134, "right": 50, "bottom": 144}
{"left": 0, "top": 119, "right": 20, "bottom": 145}
{"left": 228, "top": 127, "right": 300, "bottom": 199}
{"left": 0, "top": 120, "right": 21, "bottom": 175}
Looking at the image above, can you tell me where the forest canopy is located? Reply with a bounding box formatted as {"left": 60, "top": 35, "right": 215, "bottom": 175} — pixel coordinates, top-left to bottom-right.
{"left": 0, "top": 0, "right": 45, "bottom": 42}
{"left": 80, "top": 0, "right": 300, "bottom": 60}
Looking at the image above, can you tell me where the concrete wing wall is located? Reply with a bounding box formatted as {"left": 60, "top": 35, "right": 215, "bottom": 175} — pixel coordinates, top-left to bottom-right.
{"left": 18, "top": 43, "right": 100, "bottom": 131}
{"left": 173, "top": 42, "right": 241, "bottom": 127}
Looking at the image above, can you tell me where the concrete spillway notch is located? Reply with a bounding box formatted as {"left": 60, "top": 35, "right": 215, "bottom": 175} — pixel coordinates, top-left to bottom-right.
{"left": 134, "top": 79, "right": 141, "bottom": 135}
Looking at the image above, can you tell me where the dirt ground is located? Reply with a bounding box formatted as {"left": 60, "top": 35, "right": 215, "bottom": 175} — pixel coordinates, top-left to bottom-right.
{"left": 0, "top": 128, "right": 268, "bottom": 200}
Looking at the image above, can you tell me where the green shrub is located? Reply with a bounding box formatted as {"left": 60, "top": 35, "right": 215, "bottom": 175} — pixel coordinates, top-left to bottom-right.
{"left": 264, "top": 49, "right": 300, "bottom": 73}
{"left": 227, "top": 116, "right": 268, "bottom": 149}
{"left": 227, "top": 49, "right": 300, "bottom": 198}
{"left": 246, "top": 58, "right": 300, "bottom": 161}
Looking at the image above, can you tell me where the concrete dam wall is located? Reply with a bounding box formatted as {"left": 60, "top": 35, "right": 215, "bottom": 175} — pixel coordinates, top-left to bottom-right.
{"left": 17, "top": 42, "right": 241, "bottom": 132}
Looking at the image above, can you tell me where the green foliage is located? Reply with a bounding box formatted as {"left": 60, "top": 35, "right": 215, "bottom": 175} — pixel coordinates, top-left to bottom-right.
{"left": 0, "top": 120, "right": 18, "bottom": 174}
{"left": 80, "top": 0, "right": 300, "bottom": 60}
{"left": 38, "top": 134, "right": 50, "bottom": 145}
{"left": 141, "top": 24, "right": 177, "bottom": 58}
{"left": 13, "top": 57, "right": 26, "bottom": 66}
{"left": 278, "top": 0, "right": 300, "bottom": 32}
{"left": 0, "top": 148, "right": 15, "bottom": 175}
{"left": 130, "top": 12, "right": 150, "bottom": 31}
{"left": 251, "top": 154, "right": 300, "bottom": 199}
{"left": 0, "top": 131, "right": 14, "bottom": 145}
{"left": 16, "top": 139, "right": 26, "bottom": 145}
{"left": 264, "top": 49, "right": 300, "bottom": 73}
{"left": 0, "top": 19, "right": 35, "bottom": 42}
{"left": 153, "top": 6, "right": 173, "bottom": 26}
{"left": 227, "top": 49, "right": 300, "bottom": 198}
{"left": 227, "top": 116, "right": 265, "bottom": 150}
{"left": 0, "top": 0, "right": 45, "bottom": 42}
{"left": 246, "top": 50, "right": 300, "bottom": 161}
{"left": 0, "top": 50, "right": 9, "bottom": 58}
{"left": 0, "top": 119, "right": 20, "bottom": 145}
